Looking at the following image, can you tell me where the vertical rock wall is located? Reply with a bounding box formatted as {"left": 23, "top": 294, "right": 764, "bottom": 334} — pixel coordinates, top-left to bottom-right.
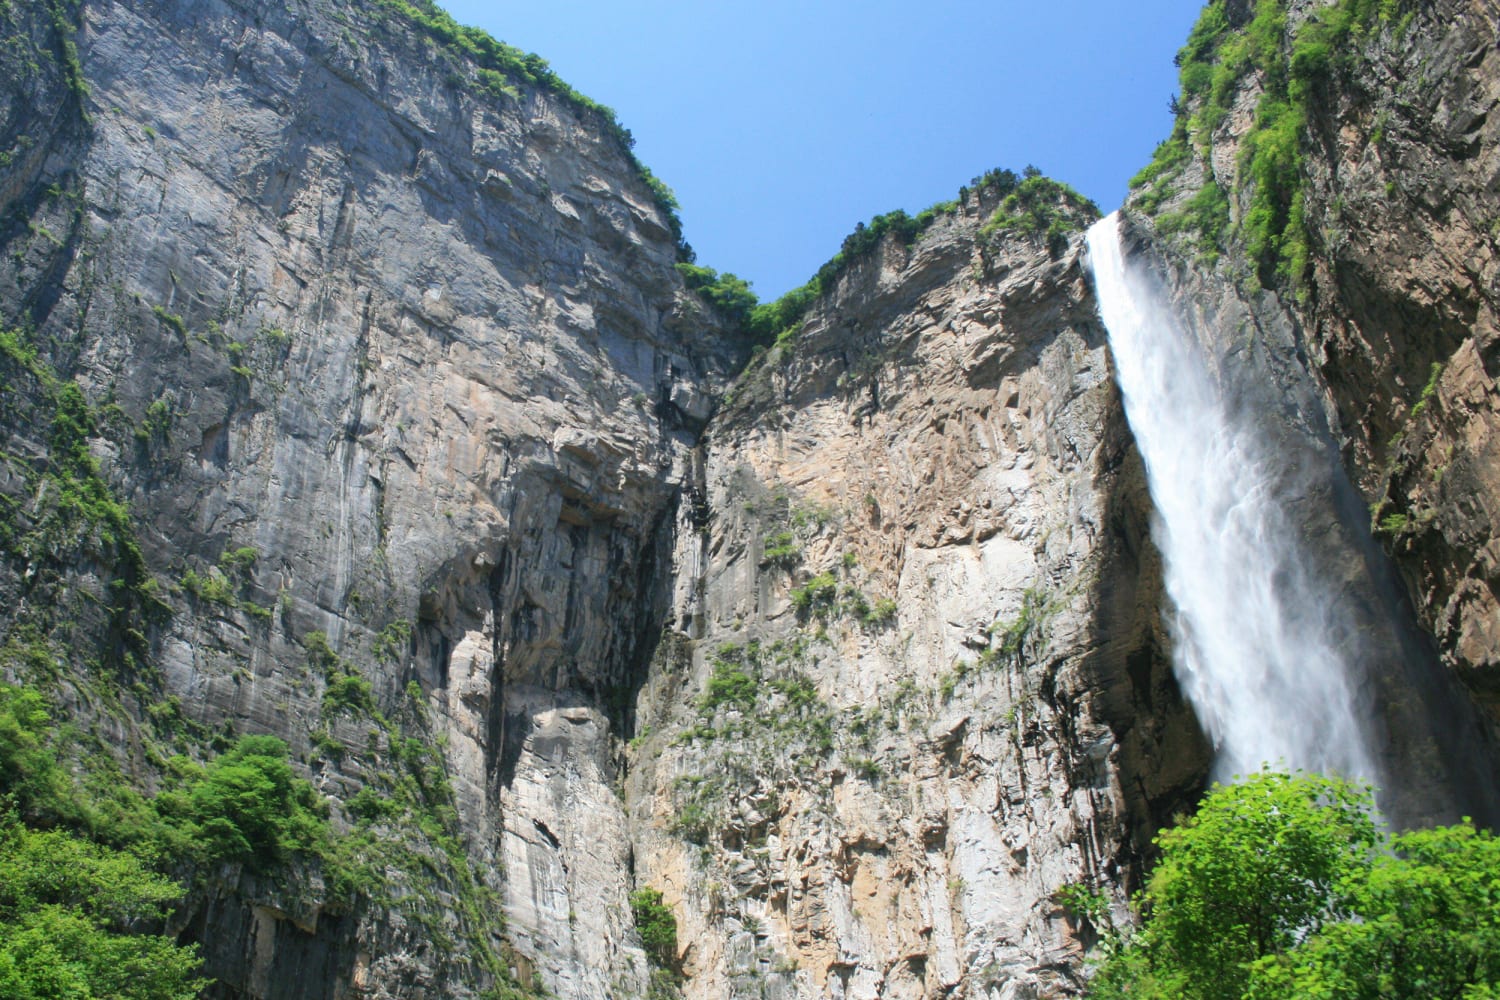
{"left": 1123, "top": 0, "right": 1500, "bottom": 825}
{"left": 626, "top": 202, "right": 1209, "bottom": 999}
{"left": 0, "top": 0, "right": 738, "bottom": 995}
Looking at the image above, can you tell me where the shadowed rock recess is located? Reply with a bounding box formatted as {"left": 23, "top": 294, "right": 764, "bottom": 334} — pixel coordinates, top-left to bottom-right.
{"left": 0, "top": 0, "right": 1494, "bottom": 999}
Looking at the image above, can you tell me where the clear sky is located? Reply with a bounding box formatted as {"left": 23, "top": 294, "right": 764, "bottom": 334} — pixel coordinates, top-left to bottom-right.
{"left": 438, "top": 1, "right": 1204, "bottom": 299}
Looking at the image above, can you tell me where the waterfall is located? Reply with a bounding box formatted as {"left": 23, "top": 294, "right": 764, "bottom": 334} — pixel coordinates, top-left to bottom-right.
{"left": 1085, "top": 212, "right": 1378, "bottom": 783}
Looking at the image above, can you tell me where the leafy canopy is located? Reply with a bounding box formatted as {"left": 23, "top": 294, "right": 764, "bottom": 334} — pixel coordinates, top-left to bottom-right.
{"left": 0, "top": 818, "right": 206, "bottom": 1000}
{"left": 1089, "top": 770, "right": 1500, "bottom": 1000}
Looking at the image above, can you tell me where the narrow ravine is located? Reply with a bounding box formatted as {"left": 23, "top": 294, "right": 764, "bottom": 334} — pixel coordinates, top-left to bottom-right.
{"left": 1086, "top": 213, "right": 1379, "bottom": 784}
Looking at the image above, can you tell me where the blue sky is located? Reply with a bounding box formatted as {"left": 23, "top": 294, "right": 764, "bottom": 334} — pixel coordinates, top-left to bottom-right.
{"left": 439, "top": 1, "right": 1204, "bottom": 299}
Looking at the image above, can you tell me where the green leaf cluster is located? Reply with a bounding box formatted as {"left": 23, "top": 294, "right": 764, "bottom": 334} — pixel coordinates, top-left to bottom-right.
{"left": 157, "top": 735, "right": 330, "bottom": 870}
{"left": 979, "top": 170, "right": 1102, "bottom": 254}
{"left": 1, "top": 680, "right": 328, "bottom": 871}
{"left": 0, "top": 330, "right": 162, "bottom": 666}
{"left": 1089, "top": 770, "right": 1500, "bottom": 1000}
{"left": 0, "top": 819, "right": 205, "bottom": 1000}
{"left": 789, "top": 571, "right": 839, "bottom": 616}
{"left": 675, "top": 264, "right": 757, "bottom": 331}
{"left": 1134, "top": 0, "right": 1407, "bottom": 286}
{"left": 629, "top": 887, "right": 679, "bottom": 972}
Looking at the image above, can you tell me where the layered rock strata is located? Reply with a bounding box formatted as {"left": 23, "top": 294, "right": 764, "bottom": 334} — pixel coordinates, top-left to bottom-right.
{"left": 626, "top": 200, "right": 1209, "bottom": 999}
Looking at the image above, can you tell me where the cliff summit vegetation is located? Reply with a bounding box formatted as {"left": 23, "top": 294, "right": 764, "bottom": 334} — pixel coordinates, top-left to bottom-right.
{"left": 1133, "top": 0, "right": 1412, "bottom": 287}
{"left": 678, "top": 166, "right": 1098, "bottom": 350}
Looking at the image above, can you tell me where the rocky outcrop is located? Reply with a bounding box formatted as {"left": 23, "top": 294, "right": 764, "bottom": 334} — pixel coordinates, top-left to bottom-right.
{"left": 1294, "top": 0, "right": 1500, "bottom": 721}
{"left": 625, "top": 198, "right": 1209, "bottom": 998}
{"left": 4, "top": 0, "right": 1498, "bottom": 996}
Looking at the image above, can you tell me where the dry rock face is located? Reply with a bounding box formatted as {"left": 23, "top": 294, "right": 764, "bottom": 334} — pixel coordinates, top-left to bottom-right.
{"left": 0, "top": 0, "right": 736, "bottom": 995}
{"left": 1293, "top": 0, "right": 1500, "bottom": 721}
{"left": 627, "top": 204, "right": 1207, "bottom": 999}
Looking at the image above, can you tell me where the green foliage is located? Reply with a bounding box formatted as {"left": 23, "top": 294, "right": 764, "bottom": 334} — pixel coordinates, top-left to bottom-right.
{"left": 374, "top": 619, "right": 413, "bottom": 664}
{"left": 1056, "top": 881, "right": 1111, "bottom": 924}
{"left": 723, "top": 189, "right": 971, "bottom": 348}
{"left": 170, "top": 735, "right": 330, "bottom": 870}
{"left": 0, "top": 683, "right": 80, "bottom": 824}
{"left": 151, "top": 305, "right": 188, "bottom": 338}
{"left": 990, "top": 587, "right": 1056, "bottom": 657}
{"left": 1376, "top": 511, "right": 1409, "bottom": 536}
{"left": 41, "top": 0, "right": 88, "bottom": 107}
{"left": 0, "top": 820, "right": 205, "bottom": 1000}
{"left": 135, "top": 397, "right": 172, "bottom": 444}
{"left": 1244, "top": 820, "right": 1500, "bottom": 999}
{"left": 303, "top": 629, "right": 340, "bottom": 673}
{"left": 323, "top": 671, "right": 376, "bottom": 718}
{"left": 979, "top": 172, "right": 1101, "bottom": 254}
{"left": 1087, "top": 771, "right": 1500, "bottom": 1000}
{"left": 700, "top": 654, "right": 757, "bottom": 714}
{"left": 629, "top": 887, "right": 679, "bottom": 971}
{"left": 675, "top": 264, "right": 757, "bottom": 330}
{"left": 180, "top": 566, "right": 236, "bottom": 606}
{"left": 761, "top": 529, "right": 800, "bottom": 570}
{"left": 1156, "top": 180, "right": 1232, "bottom": 262}
{"left": 0, "top": 329, "right": 160, "bottom": 663}
{"left": 1135, "top": 0, "right": 1407, "bottom": 286}
{"left": 790, "top": 571, "right": 839, "bottom": 616}
{"left": 1411, "top": 361, "right": 1444, "bottom": 417}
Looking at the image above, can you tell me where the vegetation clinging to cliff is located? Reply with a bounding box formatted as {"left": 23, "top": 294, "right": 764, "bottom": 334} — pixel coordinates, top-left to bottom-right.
{"left": 978, "top": 168, "right": 1101, "bottom": 255}
{"left": 1132, "top": 0, "right": 1411, "bottom": 287}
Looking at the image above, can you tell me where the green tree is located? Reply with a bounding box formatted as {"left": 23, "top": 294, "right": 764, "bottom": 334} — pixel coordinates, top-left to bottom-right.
{"left": 0, "top": 683, "right": 77, "bottom": 822}
{"left": 154, "top": 734, "right": 330, "bottom": 869}
{"left": 1245, "top": 821, "right": 1500, "bottom": 999}
{"left": 1091, "top": 770, "right": 1380, "bottom": 1000}
{"left": 0, "top": 819, "right": 206, "bottom": 999}
{"left": 629, "top": 887, "right": 679, "bottom": 972}
{"left": 1091, "top": 772, "right": 1500, "bottom": 1000}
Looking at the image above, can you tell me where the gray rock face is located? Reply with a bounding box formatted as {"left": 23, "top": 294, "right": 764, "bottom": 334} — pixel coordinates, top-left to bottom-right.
{"left": 3, "top": 0, "right": 1496, "bottom": 997}
{"left": 1291, "top": 0, "right": 1500, "bottom": 724}
{"left": 625, "top": 203, "right": 1208, "bottom": 998}
{"left": 1, "top": 0, "right": 736, "bottom": 995}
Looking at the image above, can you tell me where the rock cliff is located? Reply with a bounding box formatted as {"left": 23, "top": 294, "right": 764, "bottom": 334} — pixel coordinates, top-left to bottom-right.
{"left": 1124, "top": 0, "right": 1500, "bottom": 820}
{"left": 1, "top": 0, "right": 738, "bottom": 995}
{"left": 1, "top": 0, "right": 1497, "bottom": 997}
{"left": 625, "top": 192, "right": 1210, "bottom": 998}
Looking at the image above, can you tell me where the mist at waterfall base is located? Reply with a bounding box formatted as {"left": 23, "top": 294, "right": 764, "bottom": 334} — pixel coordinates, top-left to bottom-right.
{"left": 1085, "top": 213, "right": 1381, "bottom": 787}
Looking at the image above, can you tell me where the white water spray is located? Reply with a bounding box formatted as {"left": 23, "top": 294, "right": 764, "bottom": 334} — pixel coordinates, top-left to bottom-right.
{"left": 1086, "top": 213, "right": 1378, "bottom": 782}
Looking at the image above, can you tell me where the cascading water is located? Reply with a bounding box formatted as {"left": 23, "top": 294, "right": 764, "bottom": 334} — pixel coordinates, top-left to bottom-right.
{"left": 1086, "top": 212, "right": 1379, "bottom": 784}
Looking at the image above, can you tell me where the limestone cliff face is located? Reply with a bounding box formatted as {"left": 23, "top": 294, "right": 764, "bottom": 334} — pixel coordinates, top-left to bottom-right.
{"left": 625, "top": 201, "right": 1208, "bottom": 998}
{"left": 0, "top": 0, "right": 735, "bottom": 995}
{"left": 4, "top": 0, "right": 1499, "bottom": 997}
{"left": 1294, "top": 0, "right": 1500, "bottom": 721}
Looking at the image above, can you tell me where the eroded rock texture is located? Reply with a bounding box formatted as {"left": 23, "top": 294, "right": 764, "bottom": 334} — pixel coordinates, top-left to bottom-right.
{"left": 3, "top": 0, "right": 1498, "bottom": 997}
{"left": 1125, "top": 0, "right": 1500, "bottom": 823}
{"left": 626, "top": 201, "right": 1208, "bottom": 999}
{"left": 1, "top": 0, "right": 736, "bottom": 995}
{"left": 1294, "top": 0, "right": 1500, "bottom": 720}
